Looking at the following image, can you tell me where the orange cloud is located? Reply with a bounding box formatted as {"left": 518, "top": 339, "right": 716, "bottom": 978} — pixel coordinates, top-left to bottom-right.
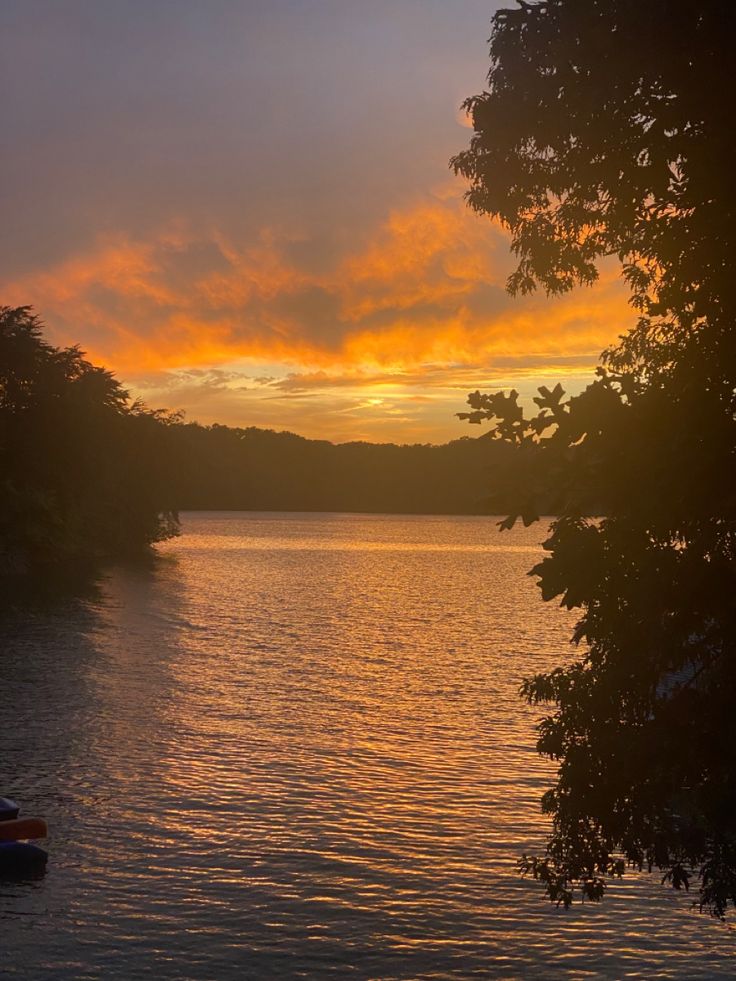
{"left": 1, "top": 184, "right": 633, "bottom": 439}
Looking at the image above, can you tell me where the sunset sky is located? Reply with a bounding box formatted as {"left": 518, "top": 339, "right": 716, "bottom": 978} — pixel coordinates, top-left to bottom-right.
{"left": 2, "top": 0, "right": 632, "bottom": 443}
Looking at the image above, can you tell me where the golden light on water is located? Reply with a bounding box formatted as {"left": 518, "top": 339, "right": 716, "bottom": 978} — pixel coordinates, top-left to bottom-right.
{"left": 15, "top": 513, "right": 726, "bottom": 976}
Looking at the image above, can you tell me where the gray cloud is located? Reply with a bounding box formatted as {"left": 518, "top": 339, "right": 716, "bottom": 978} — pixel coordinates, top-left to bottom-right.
{"left": 1, "top": 0, "right": 499, "bottom": 280}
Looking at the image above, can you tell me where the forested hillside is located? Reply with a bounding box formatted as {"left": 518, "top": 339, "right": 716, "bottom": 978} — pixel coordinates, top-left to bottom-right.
{"left": 166, "top": 423, "right": 518, "bottom": 515}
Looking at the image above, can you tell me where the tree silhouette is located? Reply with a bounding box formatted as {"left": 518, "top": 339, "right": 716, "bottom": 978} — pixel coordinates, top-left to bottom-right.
{"left": 0, "top": 306, "right": 179, "bottom": 570}
{"left": 452, "top": 1, "right": 736, "bottom": 916}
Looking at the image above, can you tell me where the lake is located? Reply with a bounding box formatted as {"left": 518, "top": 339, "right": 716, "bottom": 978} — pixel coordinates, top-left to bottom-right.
{"left": 2, "top": 512, "right": 735, "bottom": 979}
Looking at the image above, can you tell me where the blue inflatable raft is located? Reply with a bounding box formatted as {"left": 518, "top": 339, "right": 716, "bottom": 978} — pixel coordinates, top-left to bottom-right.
{"left": 0, "top": 797, "right": 48, "bottom": 875}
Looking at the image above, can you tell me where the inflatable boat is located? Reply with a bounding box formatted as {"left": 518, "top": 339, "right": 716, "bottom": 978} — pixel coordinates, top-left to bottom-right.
{"left": 0, "top": 797, "right": 48, "bottom": 874}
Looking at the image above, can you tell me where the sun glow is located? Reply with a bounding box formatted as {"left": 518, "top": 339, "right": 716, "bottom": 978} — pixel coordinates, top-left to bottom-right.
{"left": 2, "top": 186, "right": 630, "bottom": 442}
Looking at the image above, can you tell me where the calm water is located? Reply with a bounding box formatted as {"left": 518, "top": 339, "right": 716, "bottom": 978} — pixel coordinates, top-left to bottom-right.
{"left": 2, "top": 512, "right": 735, "bottom": 979}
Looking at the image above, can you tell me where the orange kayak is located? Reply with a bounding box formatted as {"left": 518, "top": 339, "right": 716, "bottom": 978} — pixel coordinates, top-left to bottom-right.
{"left": 0, "top": 817, "right": 48, "bottom": 841}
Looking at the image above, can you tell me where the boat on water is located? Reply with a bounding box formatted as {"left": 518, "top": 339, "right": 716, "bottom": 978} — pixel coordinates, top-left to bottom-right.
{"left": 0, "top": 797, "right": 48, "bottom": 874}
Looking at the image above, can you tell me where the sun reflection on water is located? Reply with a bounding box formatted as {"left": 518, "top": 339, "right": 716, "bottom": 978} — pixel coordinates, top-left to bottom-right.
{"left": 1, "top": 513, "right": 735, "bottom": 978}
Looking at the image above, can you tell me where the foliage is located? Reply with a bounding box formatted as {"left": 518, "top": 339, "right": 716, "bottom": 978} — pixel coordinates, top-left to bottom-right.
{"left": 452, "top": 1, "right": 736, "bottom": 916}
{"left": 0, "top": 306, "right": 179, "bottom": 569}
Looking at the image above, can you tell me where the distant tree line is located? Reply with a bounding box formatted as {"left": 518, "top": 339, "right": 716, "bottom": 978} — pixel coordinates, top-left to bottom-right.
{"left": 168, "top": 420, "right": 525, "bottom": 515}
{"left": 0, "top": 304, "right": 550, "bottom": 573}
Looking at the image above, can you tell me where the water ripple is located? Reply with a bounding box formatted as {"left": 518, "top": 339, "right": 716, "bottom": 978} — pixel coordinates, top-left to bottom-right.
{"left": 1, "top": 512, "right": 735, "bottom": 979}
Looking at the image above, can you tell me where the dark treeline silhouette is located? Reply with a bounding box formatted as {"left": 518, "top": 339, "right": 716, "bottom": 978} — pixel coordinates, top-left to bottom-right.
{"left": 0, "top": 306, "right": 179, "bottom": 571}
{"left": 1, "top": 304, "right": 547, "bottom": 574}
{"left": 169, "top": 422, "right": 523, "bottom": 515}
{"left": 454, "top": 0, "right": 736, "bottom": 917}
